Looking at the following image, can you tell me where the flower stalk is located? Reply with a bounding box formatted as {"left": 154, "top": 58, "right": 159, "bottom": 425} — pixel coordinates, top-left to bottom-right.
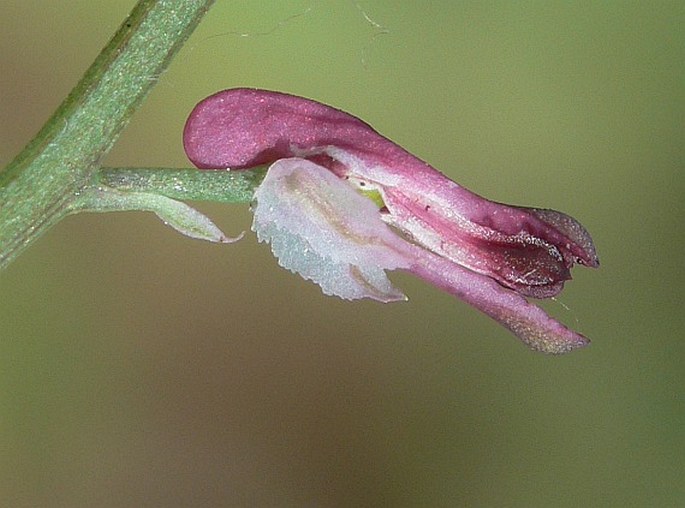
{"left": 96, "top": 166, "right": 266, "bottom": 204}
{"left": 66, "top": 165, "right": 267, "bottom": 243}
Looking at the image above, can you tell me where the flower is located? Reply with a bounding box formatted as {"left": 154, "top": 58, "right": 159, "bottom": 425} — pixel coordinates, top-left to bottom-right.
{"left": 183, "top": 88, "right": 599, "bottom": 354}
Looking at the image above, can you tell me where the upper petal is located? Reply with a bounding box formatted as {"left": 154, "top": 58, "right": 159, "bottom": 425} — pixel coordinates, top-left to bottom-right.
{"left": 183, "top": 87, "right": 388, "bottom": 169}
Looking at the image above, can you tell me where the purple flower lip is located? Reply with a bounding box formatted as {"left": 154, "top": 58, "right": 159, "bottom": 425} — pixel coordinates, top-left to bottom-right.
{"left": 184, "top": 88, "right": 599, "bottom": 354}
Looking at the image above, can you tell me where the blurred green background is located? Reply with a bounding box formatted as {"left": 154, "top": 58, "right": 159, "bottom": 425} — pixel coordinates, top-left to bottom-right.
{"left": 1, "top": 1, "right": 683, "bottom": 506}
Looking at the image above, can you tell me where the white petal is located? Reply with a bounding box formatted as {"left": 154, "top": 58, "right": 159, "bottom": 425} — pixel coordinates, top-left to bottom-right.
{"left": 252, "top": 158, "right": 412, "bottom": 302}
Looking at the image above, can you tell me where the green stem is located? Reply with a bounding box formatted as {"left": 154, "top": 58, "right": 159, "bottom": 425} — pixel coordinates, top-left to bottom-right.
{"left": 0, "top": 0, "right": 215, "bottom": 270}
{"left": 96, "top": 166, "right": 268, "bottom": 203}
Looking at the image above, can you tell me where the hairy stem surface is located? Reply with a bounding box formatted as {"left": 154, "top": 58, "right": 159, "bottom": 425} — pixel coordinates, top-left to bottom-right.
{"left": 0, "top": 0, "right": 215, "bottom": 270}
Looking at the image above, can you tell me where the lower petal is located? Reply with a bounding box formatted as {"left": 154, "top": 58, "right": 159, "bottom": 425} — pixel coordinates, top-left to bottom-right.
{"left": 409, "top": 252, "right": 590, "bottom": 354}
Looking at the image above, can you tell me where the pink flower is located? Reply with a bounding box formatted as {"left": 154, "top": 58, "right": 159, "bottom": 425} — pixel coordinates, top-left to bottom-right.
{"left": 184, "top": 88, "right": 599, "bottom": 354}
